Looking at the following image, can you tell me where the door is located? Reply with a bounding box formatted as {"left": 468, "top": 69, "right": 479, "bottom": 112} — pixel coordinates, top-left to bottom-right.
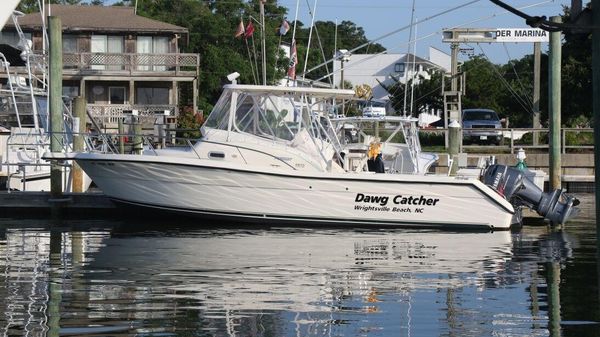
{"left": 109, "top": 87, "right": 126, "bottom": 104}
{"left": 91, "top": 35, "right": 107, "bottom": 70}
{"left": 136, "top": 36, "right": 152, "bottom": 71}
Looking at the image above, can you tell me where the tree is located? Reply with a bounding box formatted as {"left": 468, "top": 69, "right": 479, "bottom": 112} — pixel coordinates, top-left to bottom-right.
{"left": 560, "top": 3, "right": 592, "bottom": 127}
{"left": 384, "top": 70, "right": 444, "bottom": 116}
{"left": 291, "top": 20, "right": 386, "bottom": 83}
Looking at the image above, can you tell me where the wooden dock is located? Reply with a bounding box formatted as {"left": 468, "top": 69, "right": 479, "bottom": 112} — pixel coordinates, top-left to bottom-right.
{"left": 0, "top": 191, "right": 118, "bottom": 217}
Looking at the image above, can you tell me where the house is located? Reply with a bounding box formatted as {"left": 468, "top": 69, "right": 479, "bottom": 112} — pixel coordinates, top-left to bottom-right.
{"left": 1, "top": 5, "right": 199, "bottom": 128}
{"left": 332, "top": 48, "right": 450, "bottom": 101}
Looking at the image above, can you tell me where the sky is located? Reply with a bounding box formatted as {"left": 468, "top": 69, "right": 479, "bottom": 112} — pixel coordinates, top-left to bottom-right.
{"left": 276, "top": 0, "right": 571, "bottom": 64}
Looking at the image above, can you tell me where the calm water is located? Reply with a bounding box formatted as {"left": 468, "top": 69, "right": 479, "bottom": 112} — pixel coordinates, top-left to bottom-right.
{"left": 0, "top": 194, "right": 598, "bottom": 337}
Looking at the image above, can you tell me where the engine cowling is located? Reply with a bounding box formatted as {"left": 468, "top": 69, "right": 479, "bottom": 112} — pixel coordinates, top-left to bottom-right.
{"left": 481, "top": 164, "right": 579, "bottom": 224}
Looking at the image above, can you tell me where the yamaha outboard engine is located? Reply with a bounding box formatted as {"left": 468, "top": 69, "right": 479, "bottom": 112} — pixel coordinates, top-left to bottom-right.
{"left": 481, "top": 164, "right": 580, "bottom": 224}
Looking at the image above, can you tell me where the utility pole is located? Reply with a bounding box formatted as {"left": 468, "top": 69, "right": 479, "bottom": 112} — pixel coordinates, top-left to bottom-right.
{"left": 548, "top": 16, "right": 562, "bottom": 191}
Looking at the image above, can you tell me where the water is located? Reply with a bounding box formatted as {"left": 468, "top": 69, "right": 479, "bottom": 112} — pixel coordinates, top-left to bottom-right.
{"left": 0, "top": 195, "right": 597, "bottom": 337}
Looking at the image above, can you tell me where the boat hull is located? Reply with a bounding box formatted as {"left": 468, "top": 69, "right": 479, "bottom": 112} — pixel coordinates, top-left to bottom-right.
{"left": 72, "top": 153, "right": 517, "bottom": 230}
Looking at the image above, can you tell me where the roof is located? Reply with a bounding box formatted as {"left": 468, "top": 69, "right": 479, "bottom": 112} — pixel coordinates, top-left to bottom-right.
{"left": 223, "top": 84, "right": 356, "bottom": 99}
{"left": 7, "top": 5, "right": 188, "bottom": 35}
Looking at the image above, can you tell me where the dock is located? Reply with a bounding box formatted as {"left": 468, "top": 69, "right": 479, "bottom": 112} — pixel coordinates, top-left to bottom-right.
{"left": 0, "top": 191, "right": 118, "bottom": 217}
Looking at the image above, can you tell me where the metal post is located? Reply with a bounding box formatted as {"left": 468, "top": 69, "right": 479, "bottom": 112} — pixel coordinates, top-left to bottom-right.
{"left": 448, "top": 43, "right": 461, "bottom": 152}
{"left": 341, "top": 59, "right": 345, "bottom": 114}
{"left": 448, "top": 120, "right": 461, "bottom": 175}
{"left": 260, "top": 0, "right": 267, "bottom": 85}
{"left": 72, "top": 97, "right": 86, "bottom": 192}
{"left": 118, "top": 118, "right": 125, "bottom": 154}
{"left": 133, "top": 116, "right": 142, "bottom": 154}
{"left": 49, "top": 16, "right": 63, "bottom": 197}
{"left": 548, "top": 16, "right": 562, "bottom": 190}
{"left": 451, "top": 43, "right": 459, "bottom": 93}
{"left": 533, "top": 42, "right": 541, "bottom": 146}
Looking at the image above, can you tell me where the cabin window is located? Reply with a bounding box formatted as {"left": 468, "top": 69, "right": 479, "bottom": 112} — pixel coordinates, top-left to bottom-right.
{"left": 208, "top": 151, "right": 225, "bottom": 159}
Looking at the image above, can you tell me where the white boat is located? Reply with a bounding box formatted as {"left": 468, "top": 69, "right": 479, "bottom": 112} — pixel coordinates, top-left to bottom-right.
{"left": 0, "top": 11, "right": 91, "bottom": 192}
{"left": 48, "top": 83, "right": 579, "bottom": 230}
{"left": 330, "top": 115, "right": 438, "bottom": 174}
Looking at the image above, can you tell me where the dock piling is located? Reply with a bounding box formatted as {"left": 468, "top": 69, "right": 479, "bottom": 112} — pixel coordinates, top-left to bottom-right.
{"left": 72, "top": 97, "right": 86, "bottom": 192}
{"left": 49, "top": 16, "right": 63, "bottom": 199}
{"left": 548, "top": 16, "right": 562, "bottom": 190}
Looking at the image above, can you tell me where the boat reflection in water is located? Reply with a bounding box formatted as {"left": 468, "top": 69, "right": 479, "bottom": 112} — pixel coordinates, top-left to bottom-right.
{"left": 0, "top": 221, "right": 585, "bottom": 336}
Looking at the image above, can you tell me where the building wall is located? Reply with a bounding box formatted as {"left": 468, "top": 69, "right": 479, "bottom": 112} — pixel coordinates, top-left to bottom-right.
{"left": 333, "top": 52, "right": 449, "bottom": 101}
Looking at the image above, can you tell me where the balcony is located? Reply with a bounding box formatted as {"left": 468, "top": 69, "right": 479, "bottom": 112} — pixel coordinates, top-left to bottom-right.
{"left": 88, "top": 103, "right": 177, "bottom": 130}
{"left": 63, "top": 52, "right": 199, "bottom": 77}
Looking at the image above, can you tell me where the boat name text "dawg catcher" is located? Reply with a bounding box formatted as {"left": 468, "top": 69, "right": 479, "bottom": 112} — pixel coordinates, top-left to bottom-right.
{"left": 354, "top": 193, "right": 440, "bottom": 206}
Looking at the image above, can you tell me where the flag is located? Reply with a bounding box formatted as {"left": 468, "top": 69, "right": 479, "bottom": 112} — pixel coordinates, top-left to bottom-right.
{"left": 287, "top": 39, "right": 297, "bottom": 79}
{"left": 244, "top": 21, "right": 255, "bottom": 39}
{"left": 234, "top": 19, "right": 245, "bottom": 38}
{"left": 278, "top": 19, "right": 290, "bottom": 36}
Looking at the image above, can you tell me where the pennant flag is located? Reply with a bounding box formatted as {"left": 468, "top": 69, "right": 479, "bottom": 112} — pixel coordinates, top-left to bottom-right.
{"left": 287, "top": 39, "right": 297, "bottom": 79}
{"left": 278, "top": 19, "right": 290, "bottom": 36}
{"left": 234, "top": 19, "right": 245, "bottom": 38}
{"left": 244, "top": 21, "right": 255, "bottom": 39}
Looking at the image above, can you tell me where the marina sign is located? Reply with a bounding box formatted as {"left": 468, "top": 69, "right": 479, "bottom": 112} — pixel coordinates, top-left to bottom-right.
{"left": 443, "top": 28, "right": 550, "bottom": 43}
{"left": 495, "top": 28, "right": 549, "bottom": 43}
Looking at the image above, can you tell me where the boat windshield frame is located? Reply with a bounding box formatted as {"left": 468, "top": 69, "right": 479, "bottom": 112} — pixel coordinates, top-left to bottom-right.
{"left": 202, "top": 85, "right": 355, "bottom": 146}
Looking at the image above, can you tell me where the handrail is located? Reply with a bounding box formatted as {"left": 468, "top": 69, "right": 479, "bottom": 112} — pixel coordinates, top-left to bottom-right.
{"left": 419, "top": 127, "right": 594, "bottom": 153}
{"left": 62, "top": 52, "right": 199, "bottom": 75}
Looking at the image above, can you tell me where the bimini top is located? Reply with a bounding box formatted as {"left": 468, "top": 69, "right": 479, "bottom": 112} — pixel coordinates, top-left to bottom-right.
{"left": 221, "top": 84, "right": 356, "bottom": 99}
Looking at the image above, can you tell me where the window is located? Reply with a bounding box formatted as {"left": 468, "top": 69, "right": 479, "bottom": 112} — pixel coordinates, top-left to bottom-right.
{"left": 90, "top": 85, "right": 106, "bottom": 103}
{"left": 394, "top": 63, "right": 405, "bottom": 73}
{"left": 0, "top": 31, "right": 31, "bottom": 48}
{"left": 136, "top": 36, "right": 152, "bottom": 71}
{"left": 63, "top": 35, "right": 77, "bottom": 53}
{"left": 109, "top": 87, "right": 126, "bottom": 104}
{"left": 91, "top": 35, "right": 124, "bottom": 70}
{"left": 136, "top": 87, "right": 169, "bottom": 105}
{"left": 107, "top": 36, "right": 124, "bottom": 70}
{"left": 137, "top": 36, "right": 169, "bottom": 71}
{"left": 91, "top": 35, "right": 107, "bottom": 70}
{"left": 153, "top": 37, "right": 168, "bottom": 71}
{"left": 63, "top": 86, "right": 79, "bottom": 98}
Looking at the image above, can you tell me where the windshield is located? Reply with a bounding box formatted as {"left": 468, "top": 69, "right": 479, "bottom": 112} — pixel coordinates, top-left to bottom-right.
{"left": 204, "top": 88, "right": 339, "bottom": 143}
{"left": 370, "top": 101, "right": 386, "bottom": 108}
{"left": 462, "top": 110, "right": 498, "bottom": 121}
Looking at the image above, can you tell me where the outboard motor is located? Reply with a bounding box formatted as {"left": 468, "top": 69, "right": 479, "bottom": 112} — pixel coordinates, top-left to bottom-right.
{"left": 481, "top": 164, "right": 580, "bottom": 224}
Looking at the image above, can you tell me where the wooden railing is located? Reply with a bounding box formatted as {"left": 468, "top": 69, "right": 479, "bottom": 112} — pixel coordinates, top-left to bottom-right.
{"left": 63, "top": 52, "right": 199, "bottom": 75}
{"left": 87, "top": 103, "right": 177, "bottom": 126}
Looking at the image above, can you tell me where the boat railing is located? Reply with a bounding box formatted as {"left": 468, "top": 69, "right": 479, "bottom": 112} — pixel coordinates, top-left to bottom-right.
{"left": 4, "top": 161, "right": 71, "bottom": 192}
